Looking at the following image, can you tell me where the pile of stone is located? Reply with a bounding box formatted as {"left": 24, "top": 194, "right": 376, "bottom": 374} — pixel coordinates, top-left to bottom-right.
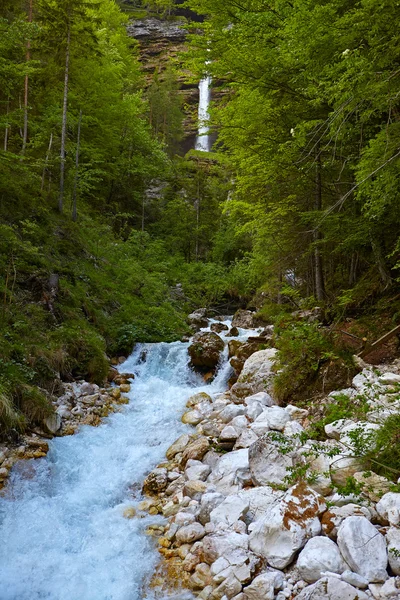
{"left": 140, "top": 318, "right": 400, "bottom": 600}
{"left": 0, "top": 371, "right": 134, "bottom": 489}
{"left": 54, "top": 377, "right": 132, "bottom": 435}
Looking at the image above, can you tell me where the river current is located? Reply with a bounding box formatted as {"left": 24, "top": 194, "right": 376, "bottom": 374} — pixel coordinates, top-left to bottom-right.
{"left": 0, "top": 320, "right": 259, "bottom": 600}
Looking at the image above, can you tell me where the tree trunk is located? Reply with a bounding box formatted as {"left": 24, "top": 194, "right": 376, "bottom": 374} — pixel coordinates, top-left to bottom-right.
{"left": 141, "top": 196, "right": 145, "bottom": 232}
{"left": 314, "top": 146, "right": 325, "bottom": 301}
{"left": 59, "top": 22, "right": 71, "bottom": 214}
{"left": 21, "top": 0, "right": 33, "bottom": 156}
{"left": 370, "top": 235, "right": 392, "bottom": 287}
{"left": 4, "top": 100, "right": 9, "bottom": 151}
{"left": 41, "top": 132, "right": 53, "bottom": 192}
{"left": 72, "top": 110, "right": 82, "bottom": 222}
{"left": 349, "top": 252, "right": 359, "bottom": 286}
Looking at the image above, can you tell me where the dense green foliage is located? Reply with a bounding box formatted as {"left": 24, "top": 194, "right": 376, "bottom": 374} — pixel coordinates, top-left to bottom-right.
{"left": 3, "top": 0, "right": 400, "bottom": 439}
{"left": 0, "top": 0, "right": 236, "bottom": 434}
{"left": 272, "top": 322, "right": 340, "bottom": 402}
{"left": 185, "top": 0, "right": 400, "bottom": 307}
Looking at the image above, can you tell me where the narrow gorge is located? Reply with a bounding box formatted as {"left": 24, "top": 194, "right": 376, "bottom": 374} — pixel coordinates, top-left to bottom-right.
{"left": 2, "top": 1, "right": 400, "bottom": 599}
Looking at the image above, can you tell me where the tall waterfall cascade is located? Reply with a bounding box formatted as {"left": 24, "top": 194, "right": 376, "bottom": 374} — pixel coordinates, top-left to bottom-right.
{"left": 0, "top": 320, "right": 261, "bottom": 600}
{"left": 195, "top": 74, "right": 212, "bottom": 152}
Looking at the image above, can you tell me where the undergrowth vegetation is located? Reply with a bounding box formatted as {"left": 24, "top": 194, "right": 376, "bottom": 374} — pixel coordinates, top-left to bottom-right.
{"left": 0, "top": 206, "right": 244, "bottom": 436}
{"left": 272, "top": 321, "right": 356, "bottom": 403}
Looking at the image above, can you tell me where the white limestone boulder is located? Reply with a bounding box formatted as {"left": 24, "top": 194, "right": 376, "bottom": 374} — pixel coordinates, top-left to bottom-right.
{"left": 237, "top": 349, "right": 277, "bottom": 395}
{"left": 254, "top": 406, "right": 291, "bottom": 432}
{"left": 245, "top": 402, "right": 264, "bottom": 422}
{"left": 166, "top": 433, "right": 190, "bottom": 460}
{"left": 340, "top": 571, "right": 368, "bottom": 589}
{"left": 174, "top": 512, "right": 196, "bottom": 527}
{"left": 182, "top": 410, "right": 203, "bottom": 425}
{"left": 176, "top": 522, "right": 206, "bottom": 545}
{"left": 183, "top": 479, "right": 207, "bottom": 500}
{"left": 234, "top": 429, "right": 259, "bottom": 450}
{"left": 211, "top": 557, "right": 230, "bottom": 577}
{"left": 321, "top": 503, "right": 372, "bottom": 539}
{"left": 329, "top": 455, "right": 364, "bottom": 487}
{"left": 186, "top": 391, "right": 213, "bottom": 408}
{"left": 243, "top": 571, "right": 284, "bottom": 600}
{"left": 297, "top": 537, "right": 347, "bottom": 582}
{"left": 379, "top": 373, "right": 400, "bottom": 385}
{"left": 250, "top": 419, "right": 271, "bottom": 437}
{"left": 300, "top": 441, "right": 333, "bottom": 496}
{"left": 376, "top": 493, "right": 400, "bottom": 526}
{"left": 208, "top": 448, "right": 250, "bottom": 494}
{"left": 198, "top": 492, "right": 225, "bottom": 525}
{"left": 185, "top": 462, "right": 211, "bottom": 481}
{"left": 248, "top": 432, "right": 298, "bottom": 487}
{"left": 210, "top": 494, "right": 249, "bottom": 527}
{"left": 295, "top": 576, "right": 369, "bottom": 600}
{"left": 283, "top": 420, "right": 305, "bottom": 437}
{"left": 180, "top": 437, "right": 210, "bottom": 466}
{"left": 339, "top": 421, "right": 379, "bottom": 447}
{"left": 353, "top": 471, "right": 391, "bottom": 502}
{"left": 352, "top": 369, "right": 380, "bottom": 391}
{"left": 244, "top": 392, "right": 275, "bottom": 407}
{"left": 337, "top": 516, "right": 388, "bottom": 582}
{"left": 230, "top": 415, "right": 249, "bottom": 431}
{"left": 325, "top": 419, "right": 356, "bottom": 440}
{"left": 248, "top": 483, "right": 326, "bottom": 569}
{"left": 238, "top": 486, "right": 284, "bottom": 523}
{"left": 43, "top": 413, "right": 62, "bottom": 435}
{"left": 285, "top": 404, "right": 309, "bottom": 421}
{"left": 379, "top": 576, "right": 400, "bottom": 598}
{"left": 211, "top": 571, "right": 242, "bottom": 599}
{"left": 219, "top": 404, "right": 247, "bottom": 423}
{"left": 220, "top": 426, "right": 240, "bottom": 442}
{"left": 202, "top": 531, "right": 249, "bottom": 565}
{"left": 386, "top": 527, "right": 400, "bottom": 575}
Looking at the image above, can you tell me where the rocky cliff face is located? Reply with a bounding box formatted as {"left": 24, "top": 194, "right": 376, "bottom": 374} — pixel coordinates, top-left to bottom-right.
{"left": 127, "top": 18, "right": 199, "bottom": 153}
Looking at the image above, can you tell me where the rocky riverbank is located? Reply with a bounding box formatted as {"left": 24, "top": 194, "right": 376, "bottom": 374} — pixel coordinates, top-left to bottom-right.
{"left": 140, "top": 313, "right": 400, "bottom": 600}
{"left": 0, "top": 368, "right": 134, "bottom": 490}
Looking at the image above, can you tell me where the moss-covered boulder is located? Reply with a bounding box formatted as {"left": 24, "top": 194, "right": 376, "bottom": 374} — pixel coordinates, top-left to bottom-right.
{"left": 188, "top": 332, "right": 224, "bottom": 372}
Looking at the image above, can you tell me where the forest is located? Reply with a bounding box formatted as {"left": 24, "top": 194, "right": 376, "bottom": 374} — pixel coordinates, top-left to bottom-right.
{"left": 1, "top": 0, "right": 400, "bottom": 433}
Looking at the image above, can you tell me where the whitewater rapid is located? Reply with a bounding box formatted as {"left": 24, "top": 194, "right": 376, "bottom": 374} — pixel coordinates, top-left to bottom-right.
{"left": 0, "top": 320, "right": 259, "bottom": 600}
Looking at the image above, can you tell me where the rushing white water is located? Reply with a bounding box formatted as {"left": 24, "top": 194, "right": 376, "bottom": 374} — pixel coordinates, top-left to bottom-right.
{"left": 0, "top": 320, "right": 260, "bottom": 600}
{"left": 195, "top": 75, "right": 212, "bottom": 152}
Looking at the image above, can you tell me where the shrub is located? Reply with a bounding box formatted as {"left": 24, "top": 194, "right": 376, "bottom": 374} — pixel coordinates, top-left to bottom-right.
{"left": 51, "top": 325, "right": 109, "bottom": 384}
{"left": 0, "top": 384, "right": 25, "bottom": 433}
{"left": 272, "top": 322, "right": 340, "bottom": 403}
{"left": 366, "top": 413, "right": 400, "bottom": 480}
{"left": 308, "top": 392, "right": 369, "bottom": 439}
{"left": 17, "top": 385, "right": 53, "bottom": 425}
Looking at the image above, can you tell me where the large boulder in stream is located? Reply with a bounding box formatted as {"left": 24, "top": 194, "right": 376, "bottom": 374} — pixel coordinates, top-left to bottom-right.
{"left": 188, "top": 332, "right": 224, "bottom": 371}
{"left": 210, "top": 322, "right": 229, "bottom": 334}
{"left": 230, "top": 348, "right": 277, "bottom": 399}
{"left": 229, "top": 341, "right": 264, "bottom": 377}
{"left": 232, "top": 310, "right": 257, "bottom": 329}
{"left": 187, "top": 308, "right": 208, "bottom": 330}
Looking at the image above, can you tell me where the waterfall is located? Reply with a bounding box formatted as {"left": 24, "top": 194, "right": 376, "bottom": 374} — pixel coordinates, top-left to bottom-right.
{"left": 0, "top": 320, "right": 261, "bottom": 600}
{"left": 195, "top": 74, "right": 212, "bottom": 152}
